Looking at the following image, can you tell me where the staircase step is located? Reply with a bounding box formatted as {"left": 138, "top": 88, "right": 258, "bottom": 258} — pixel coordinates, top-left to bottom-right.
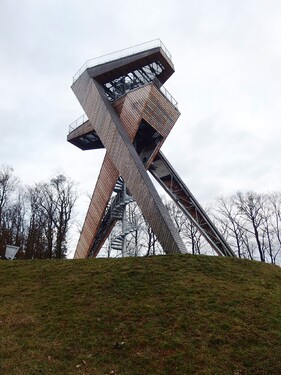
{"left": 111, "top": 237, "right": 124, "bottom": 246}
{"left": 111, "top": 245, "right": 123, "bottom": 251}
{"left": 113, "top": 177, "right": 124, "bottom": 192}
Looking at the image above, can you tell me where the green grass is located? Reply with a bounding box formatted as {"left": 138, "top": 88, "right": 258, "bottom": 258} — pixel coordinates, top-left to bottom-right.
{"left": 0, "top": 254, "right": 281, "bottom": 375}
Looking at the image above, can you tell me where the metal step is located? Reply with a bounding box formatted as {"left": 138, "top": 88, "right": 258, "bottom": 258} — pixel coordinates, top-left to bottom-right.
{"left": 124, "top": 224, "right": 136, "bottom": 235}
{"left": 111, "top": 245, "right": 123, "bottom": 251}
{"left": 111, "top": 234, "right": 125, "bottom": 251}
{"left": 111, "top": 206, "right": 124, "bottom": 220}
{"left": 113, "top": 176, "right": 124, "bottom": 193}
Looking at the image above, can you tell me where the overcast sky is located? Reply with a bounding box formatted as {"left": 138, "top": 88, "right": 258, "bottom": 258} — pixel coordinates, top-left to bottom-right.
{"left": 1, "top": 0, "right": 281, "bottom": 251}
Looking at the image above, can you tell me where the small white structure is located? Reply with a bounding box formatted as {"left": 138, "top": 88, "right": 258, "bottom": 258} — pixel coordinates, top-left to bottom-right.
{"left": 5, "top": 245, "right": 20, "bottom": 260}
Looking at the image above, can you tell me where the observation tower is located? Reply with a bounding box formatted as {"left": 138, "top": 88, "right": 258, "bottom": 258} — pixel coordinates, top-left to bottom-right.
{"left": 67, "top": 39, "right": 235, "bottom": 258}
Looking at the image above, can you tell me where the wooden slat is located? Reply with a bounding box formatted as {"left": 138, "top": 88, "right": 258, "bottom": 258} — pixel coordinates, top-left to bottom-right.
{"left": 72, "top": 71, "right": 186, "bottom": 257}
{"left": 73, "top": 154, "right": 119, "bottom": 259}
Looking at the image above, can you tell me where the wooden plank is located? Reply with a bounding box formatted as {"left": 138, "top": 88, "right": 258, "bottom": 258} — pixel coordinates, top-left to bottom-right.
{"left": 72, "top": 71, "right": 186, "bottom": 257}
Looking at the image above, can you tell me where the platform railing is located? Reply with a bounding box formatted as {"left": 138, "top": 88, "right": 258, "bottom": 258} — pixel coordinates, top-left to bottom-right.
{"left": 68, "top": 114, "right": 88, "bottom": 133}
{"left": 68, "top": 79, "right": 178, "bottom": 135}
{"left": 153, "top": 77, "right": 178, "bottom": 109}
{"left": 73, "top": 39, "right": 173, "bottom": 83}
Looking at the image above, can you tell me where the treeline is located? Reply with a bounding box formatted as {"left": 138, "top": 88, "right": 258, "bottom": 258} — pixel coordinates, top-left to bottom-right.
{"left": 214, "top": 192, "right": 281, "bottom": 264}
{"left": 102, "top": 192, "right": 281, "bottom": 265}
{"left": 0, "top": 165, "right": 77, "bottom": 259}
{"left": 1, "top": 164, "right": 280, "bottom": 264}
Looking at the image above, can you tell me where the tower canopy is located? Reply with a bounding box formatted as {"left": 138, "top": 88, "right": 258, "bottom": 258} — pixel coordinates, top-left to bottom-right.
{"left": 72, "top": 39, "right": 175, "bottom": 103}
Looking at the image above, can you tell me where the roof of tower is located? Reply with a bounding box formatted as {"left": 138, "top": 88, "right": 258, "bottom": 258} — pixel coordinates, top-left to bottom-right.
{"left": 72, "top": 39, "right": 175, "bottom": 86}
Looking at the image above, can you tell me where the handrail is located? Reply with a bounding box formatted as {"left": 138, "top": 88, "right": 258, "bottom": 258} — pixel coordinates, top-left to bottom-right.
{"left": 153, "top": 77, "right": 178, "bottom": 109}
{"left": 68, "top": 114, "right": 88, "bottom": 133}
{"left": 73, "top": 39, "right": 172, "bottom": 83}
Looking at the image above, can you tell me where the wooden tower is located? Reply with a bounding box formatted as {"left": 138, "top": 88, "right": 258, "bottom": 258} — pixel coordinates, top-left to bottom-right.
{"left": 68, "top": 39, "right": 235, "bottom": 259}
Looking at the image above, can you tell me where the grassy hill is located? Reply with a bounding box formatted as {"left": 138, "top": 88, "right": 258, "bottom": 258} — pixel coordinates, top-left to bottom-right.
{"left": 0, "top": 255, "right": 281, "bottom": 375}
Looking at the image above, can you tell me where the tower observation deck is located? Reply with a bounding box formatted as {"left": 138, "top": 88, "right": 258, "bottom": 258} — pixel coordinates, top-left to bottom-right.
{"left": 68, "top": 39, "right": 235, "bottom": 259}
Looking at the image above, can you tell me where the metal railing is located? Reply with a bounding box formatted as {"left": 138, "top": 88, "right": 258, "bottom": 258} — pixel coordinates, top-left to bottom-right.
{"left": 153, "top": 77, "right": 178, "bottom": 109}
{"left": 73, "top": 39, "right": 173, "bottom": 83}
{"left": 68, "top": 79, "right": 178, "bottom": 135}
{"left": 68, "top": 114, "right": 88, "bottom": 133}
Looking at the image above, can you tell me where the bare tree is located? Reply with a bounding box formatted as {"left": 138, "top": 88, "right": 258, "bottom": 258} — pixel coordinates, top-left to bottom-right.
{"left": 47, "top": 175, "right": 77, "bottom": 258}
{"left": 235, "top": 192, "right": 266, "bottom": 262}
{"left": 265, "top": 193, "right": 281, "bottom": 264}
{"left": 183, "top": 220, "right": 204, "bottom": 255}
{"left": 126, "top": 202, "right": 143, "bottom": 257}
{"left": 0, "top": 166, "right": 18, "bottom": 223}
{"left": 215, "top": 192, "right": 281, "bottom": 264}
{"left": 215, "top": 196, "right": 249, "bottom": 258}
{"left": 24, "top": 175, "right": 77, "bottom": 259}
{"left": 25, "top": 185, "right": 50, "bottom": 259}
{"left": 124, "top": 202, "right": 162, "bottom": 257}
{"left": 0, "top": 165, "right": 20, "bottom": 257}
{"left": 165, "top": 199, "right": 207, "bottom": 255}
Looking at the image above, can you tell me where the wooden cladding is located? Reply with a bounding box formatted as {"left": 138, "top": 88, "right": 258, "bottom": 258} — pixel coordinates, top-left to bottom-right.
{"left": 72, "top": 71, "right": 186, "bottom": 258}
{"left": 74, "top": 154, "right": 119, "bottom": 259}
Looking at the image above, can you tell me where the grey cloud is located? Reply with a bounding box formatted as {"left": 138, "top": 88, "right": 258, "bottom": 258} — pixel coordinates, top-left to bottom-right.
{"left": 0, "top": 0, "right": 280, "bottom": 216}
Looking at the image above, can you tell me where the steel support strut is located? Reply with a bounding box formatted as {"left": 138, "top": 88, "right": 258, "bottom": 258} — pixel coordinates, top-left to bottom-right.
{"left": 149, "top": 152, "right": 236, "bottom": 257}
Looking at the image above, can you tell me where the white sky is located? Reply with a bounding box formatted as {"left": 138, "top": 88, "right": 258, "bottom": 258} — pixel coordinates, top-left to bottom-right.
{"left": 1, "top": 0, "right": 281, "bottom": 251}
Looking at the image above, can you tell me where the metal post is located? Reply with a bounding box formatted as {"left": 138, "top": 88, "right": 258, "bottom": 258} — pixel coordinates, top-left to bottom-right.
{"left": 121, "top": 181, "right": 127, "bottom": 257}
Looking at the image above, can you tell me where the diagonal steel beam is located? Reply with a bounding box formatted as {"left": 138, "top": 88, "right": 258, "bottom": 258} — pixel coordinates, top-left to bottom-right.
{"left": 149, "top": 151, "right": 236, "bottom": 257}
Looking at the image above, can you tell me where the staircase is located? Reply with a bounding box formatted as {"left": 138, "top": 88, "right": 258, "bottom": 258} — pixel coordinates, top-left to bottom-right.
{"left": 89, "top": 177, "right": 135, "bottom": 257}
{"left": 111, "top": 223, "right": 137, "bottom": 251}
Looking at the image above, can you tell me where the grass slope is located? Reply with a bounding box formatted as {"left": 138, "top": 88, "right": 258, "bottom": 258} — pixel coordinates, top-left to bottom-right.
{"left": 0, "top": 255, "right": 281, "bottom": 375}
